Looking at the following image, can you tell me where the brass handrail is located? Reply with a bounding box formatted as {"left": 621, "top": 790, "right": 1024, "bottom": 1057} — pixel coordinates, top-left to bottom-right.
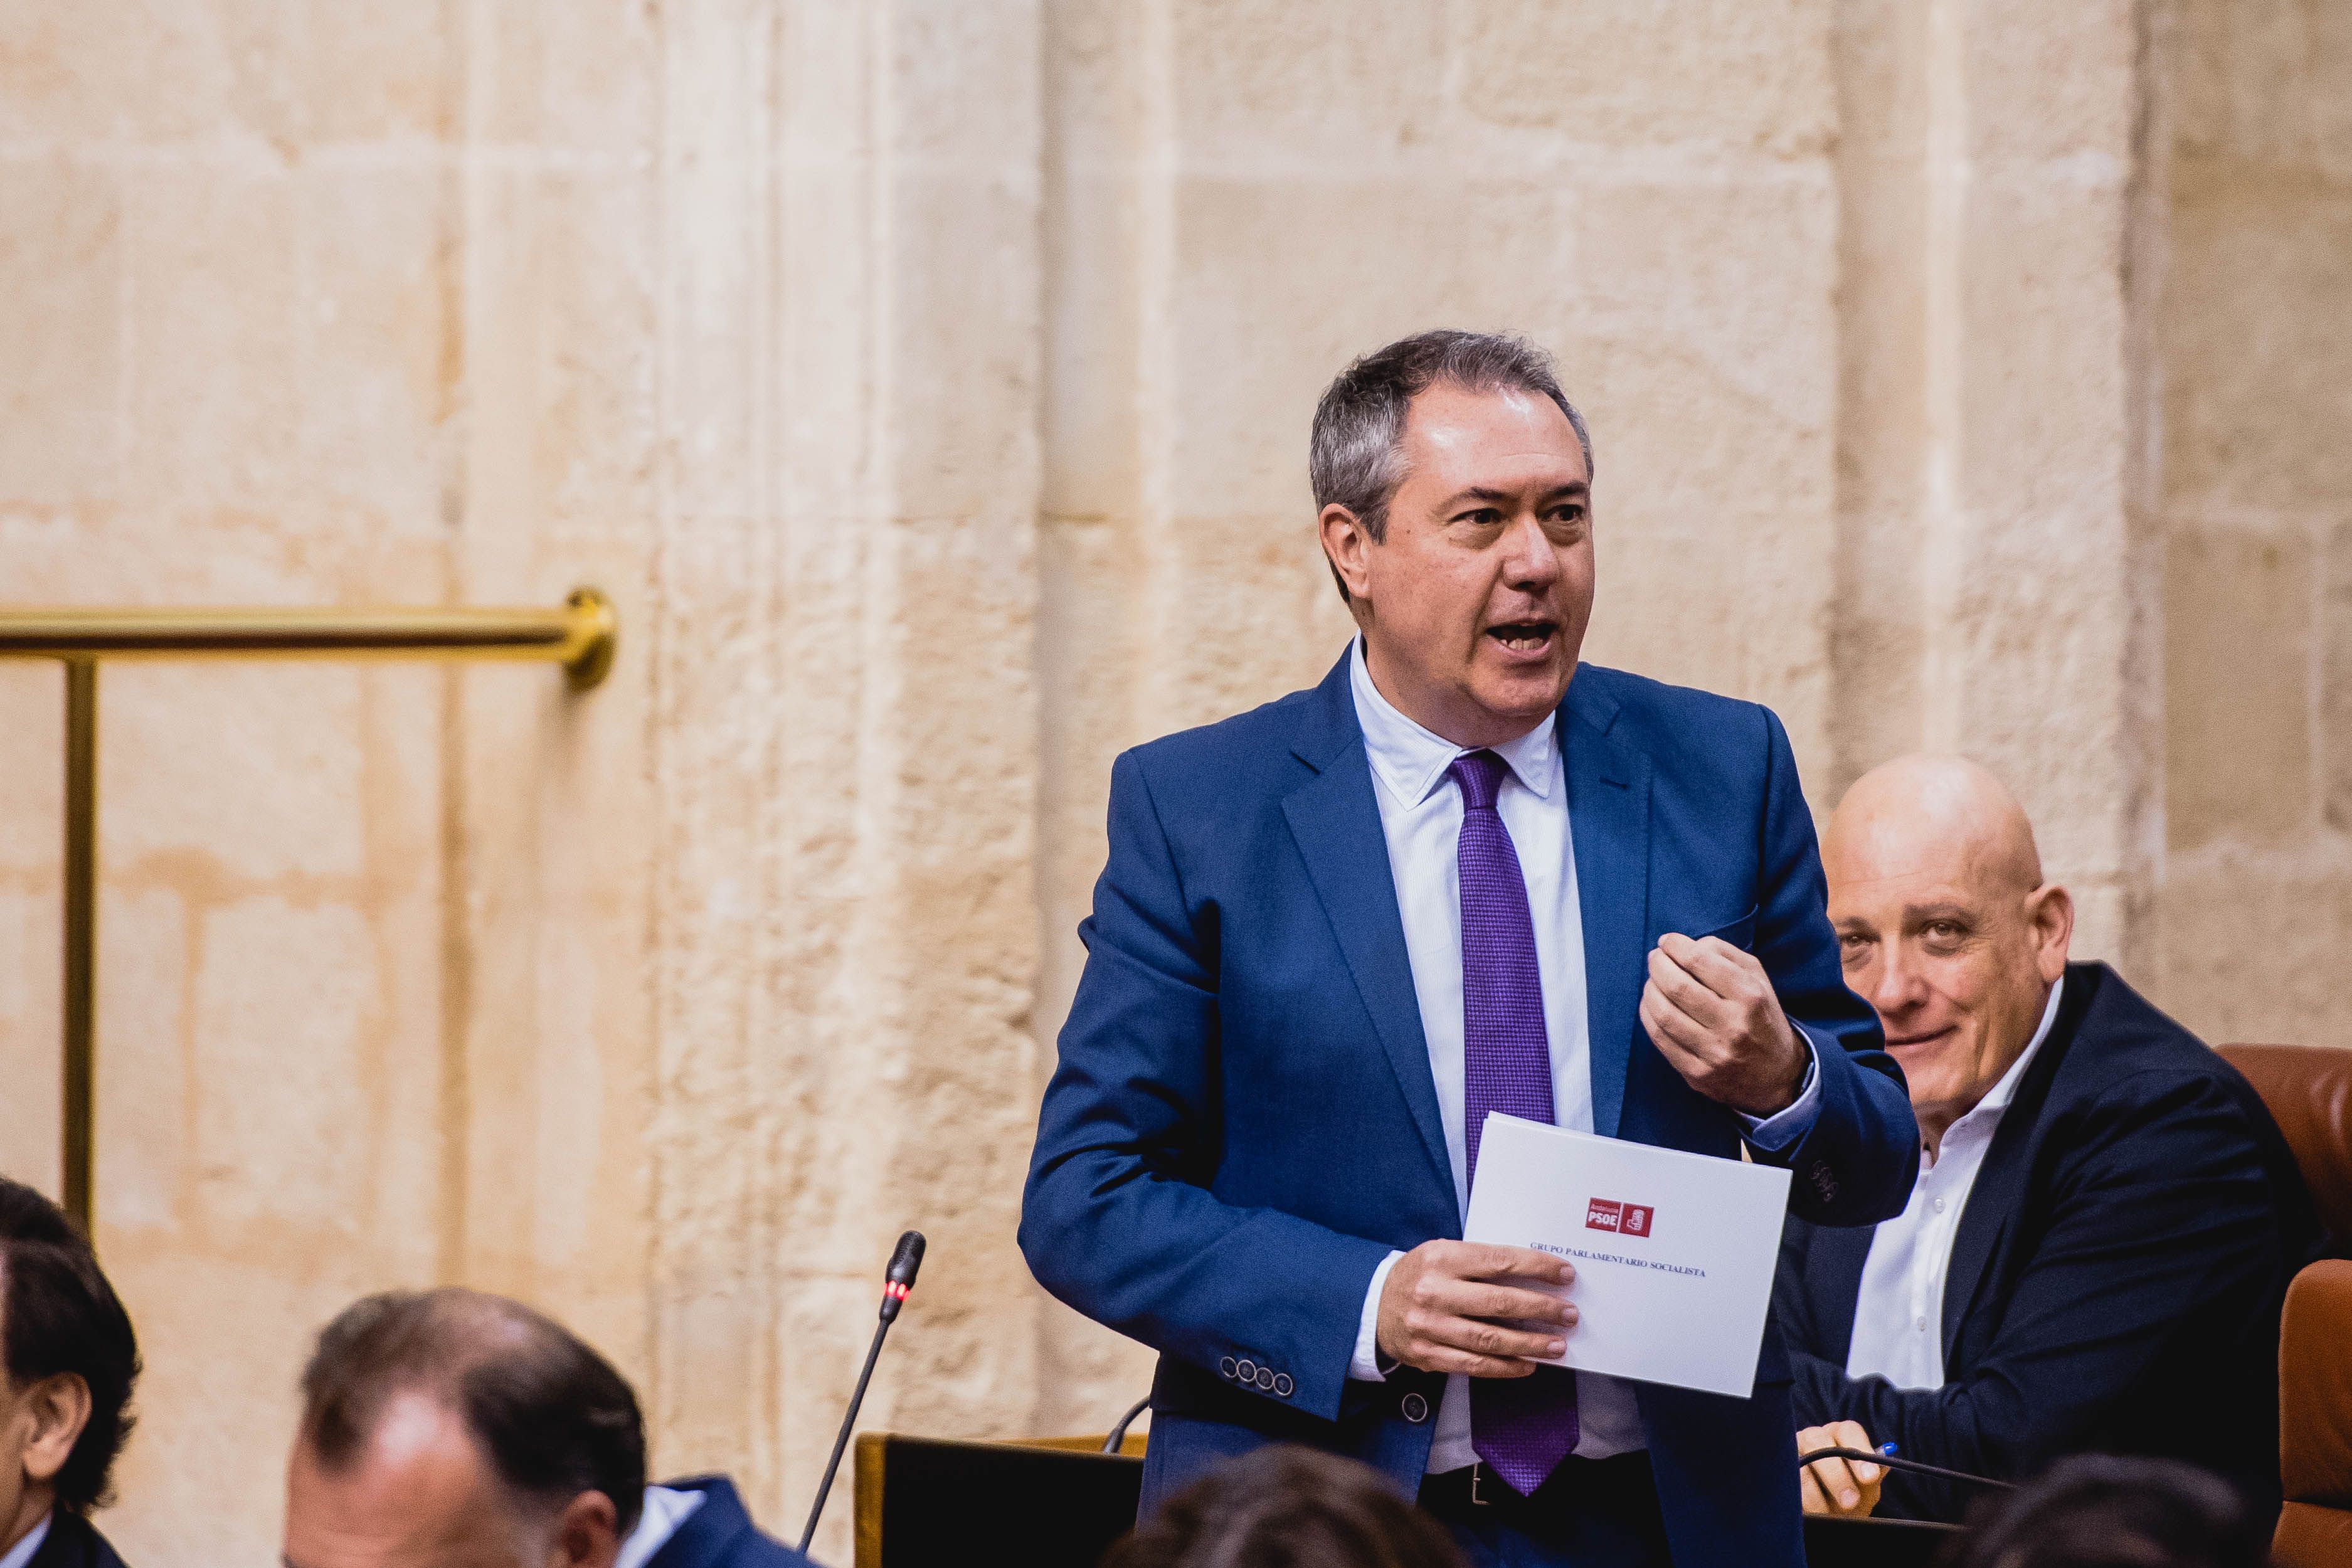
{"left": 0, "top": 589, "right": 618, "bottom": 1232}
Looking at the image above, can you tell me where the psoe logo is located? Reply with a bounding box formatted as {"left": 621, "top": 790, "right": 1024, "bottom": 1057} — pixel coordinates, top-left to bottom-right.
{"left": 1585, "top": 1199, "right": 1656, "bottom": 1238}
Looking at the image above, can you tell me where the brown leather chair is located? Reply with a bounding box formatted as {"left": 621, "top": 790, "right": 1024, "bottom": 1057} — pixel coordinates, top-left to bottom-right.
{"left": 2275, "top": 1259, "right": 2352, "bottom": 1566}
{"left": 2220, "top": 1044, "right": 2352, "bottom": 1246}
{"left": 2218, "top": 1045, "right": 2352, "bottom": 1566}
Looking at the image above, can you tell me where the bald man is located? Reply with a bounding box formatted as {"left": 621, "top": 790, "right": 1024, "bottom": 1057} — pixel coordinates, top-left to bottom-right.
{"left": 1773, "top": 756, "right": 2317, "bottom": 1523}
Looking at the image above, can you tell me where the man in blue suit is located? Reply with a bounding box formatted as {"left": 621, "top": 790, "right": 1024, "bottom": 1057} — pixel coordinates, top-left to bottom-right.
{"left": 1021, "top": 330, "right": 1919, "bottom": 1566}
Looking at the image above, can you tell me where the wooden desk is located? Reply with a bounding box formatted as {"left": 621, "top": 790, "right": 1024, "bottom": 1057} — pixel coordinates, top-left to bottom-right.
{"left": 852, "top": 1434, "right": 1963, "bottom": 1567}
{"left": 854, "top": 1434, "right": 1143, "bottom": 1568}
{"left": 1803, "top": 1513, "right": 1963, "bottom": 1567}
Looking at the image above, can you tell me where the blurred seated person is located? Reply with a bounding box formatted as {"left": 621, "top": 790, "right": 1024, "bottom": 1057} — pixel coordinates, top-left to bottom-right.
{"left": 1777, "top": 756, "right": 2318, "bottom": 1522}
{"left": 0, "top": 1179, "right": 140, "bottom": 1568}
{"left": 1941, "top": 1454, "right": 2270, "bottom": 1568}
{"left": 1106, "top": 1446, "right": 1465, "bottom": 1568}
{"left": 282, "top": 1288, "right": 813, "bottom": 1568}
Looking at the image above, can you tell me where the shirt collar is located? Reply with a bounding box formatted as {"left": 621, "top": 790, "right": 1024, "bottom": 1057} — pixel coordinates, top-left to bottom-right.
{"left": 1348, "top": 637, "right": 1556, "bottom": 808}
{"left": 0, "top": 1512, "right": 51, "bottom": 1568}
{"left": 1942, "top": 973, "right": 2065, "bottom": 1144}
{"left": 614, "top": 1485, "right": 706, "bottom": 1568}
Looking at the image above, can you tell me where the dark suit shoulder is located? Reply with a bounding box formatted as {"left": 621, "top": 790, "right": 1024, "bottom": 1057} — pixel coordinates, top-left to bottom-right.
{"left": 1568, "top": 664, "right": 1778, "bottom": 778}
{"left": 2051, "top": 959, "right": 2305, "bottom": 1189}
{"left": 644, "top": 1476, "right": 814, "bottom": 1568}
{"left": 1570, "top": 660, "right": 1766, "bottom": 727}
{"left": 2045, "top": 963, "right": 2265, "bottom": 1110}
{"left": 1122, "top": 682, "right": 1322, "bottom": 788}
{"left": 29, "top": 1512, "right": 130, "bottom": 1568}
{"left": 2035, "top": 965, "right": 2311, "bottom": 1222}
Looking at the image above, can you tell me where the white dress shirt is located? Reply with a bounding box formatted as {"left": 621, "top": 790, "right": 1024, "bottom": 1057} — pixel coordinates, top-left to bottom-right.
{"left": 1341, "top": 639, "right": 1820, "bottom": 1472}
{"left": 615, "top": 1484, "right": 707, "bottom": 1568}
{"left": 1846, "top": 975, "right": 2065, "bottom": 1391}
{"left": 0, "top": 1513, "right": 49, "bottom": 1568}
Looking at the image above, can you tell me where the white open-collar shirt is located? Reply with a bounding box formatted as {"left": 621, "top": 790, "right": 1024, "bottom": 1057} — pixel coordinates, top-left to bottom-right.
{"left": 1845, "top": 975, "right": 2064, "bottom": 1392}
{"left": 1342, "top": 640, "right": 1819, "bottom": 1471}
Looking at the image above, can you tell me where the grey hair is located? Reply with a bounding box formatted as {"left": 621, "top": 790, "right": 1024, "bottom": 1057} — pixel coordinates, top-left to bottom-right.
{"left": 1309, "top": 331, "right": 1593, "bottom": 604}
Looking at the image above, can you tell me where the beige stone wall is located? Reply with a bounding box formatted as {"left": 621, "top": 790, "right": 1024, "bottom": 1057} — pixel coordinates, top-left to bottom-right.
{"left": 2154, "top": 0, "right": 2352, "bottom": 1049}
{"left": 1826, "top": 0, "right": 2161, "bottom": 972}
{"left": 0, "top": 2, "right": 2334, "bottom": 1563}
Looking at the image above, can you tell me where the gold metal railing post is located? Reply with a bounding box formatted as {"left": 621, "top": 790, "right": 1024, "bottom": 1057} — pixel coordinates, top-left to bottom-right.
{"left": 61, "top": 660, "right": 96, "bottom": 1232}
{"left": 0, "top": 590, "right": 617, "bottom": 1237}
{"left": 0, "top": 587, "right": 617, "bottom": 684}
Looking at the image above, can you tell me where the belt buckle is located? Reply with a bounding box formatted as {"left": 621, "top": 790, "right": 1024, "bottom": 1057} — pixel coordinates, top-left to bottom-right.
{"left": 1470, "top": 1463, "right": 1491, "bottom": 1508}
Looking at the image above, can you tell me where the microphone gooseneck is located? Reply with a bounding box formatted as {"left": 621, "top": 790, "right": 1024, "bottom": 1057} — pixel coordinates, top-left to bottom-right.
{"left": 1796, "top": 1445, "right": 2016, "bottom": 1493}
{"left": 1102, "top": 1394, "right": 1152, "bottom": 1454}
{"left": 798, "top": 1231, "right": 928, "bottom": 1555}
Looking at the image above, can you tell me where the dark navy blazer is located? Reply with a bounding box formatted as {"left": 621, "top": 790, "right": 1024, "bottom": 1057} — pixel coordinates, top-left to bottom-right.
{"left": 641, "top": 1477, "right": 815, "bottom": 1568}
{"left": 1777, "top": 963, "right": 2320, "bottom": 1522}
{"left": 1020, "top": 652, "right": 1917, "bottom": 1566}
{"left": 26, "top": 1511, "right": 129, "bottom": 1568}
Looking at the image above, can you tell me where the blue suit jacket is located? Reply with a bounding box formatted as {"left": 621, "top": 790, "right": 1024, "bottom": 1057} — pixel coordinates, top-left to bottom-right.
{"left": 642, "top": 1477, "right": 816, "bottom": 1568}
{"left": 1020, "top": 653, "right": 1917, "bottom": 1565}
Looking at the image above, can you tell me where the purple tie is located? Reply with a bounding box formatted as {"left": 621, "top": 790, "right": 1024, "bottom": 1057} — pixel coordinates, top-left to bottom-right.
{"left": 1453, "top": 749, "right": 1579, "bottom": 1495}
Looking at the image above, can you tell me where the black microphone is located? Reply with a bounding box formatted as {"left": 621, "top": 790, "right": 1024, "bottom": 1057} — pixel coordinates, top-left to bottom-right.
{"left": 798, "top": 1230, "right": 926, "bottom": 1555}
{"left": 881, "top": 1230, "right": 924, "bottom": 1322}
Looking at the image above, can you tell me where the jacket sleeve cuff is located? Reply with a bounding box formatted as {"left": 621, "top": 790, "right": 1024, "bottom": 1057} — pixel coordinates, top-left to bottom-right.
{"left": 1739, "top": 1025, "right": 1823, "bottom": 1152}
{"left": 1350, "top": 1250, "right": 1405, "bottom": 1382}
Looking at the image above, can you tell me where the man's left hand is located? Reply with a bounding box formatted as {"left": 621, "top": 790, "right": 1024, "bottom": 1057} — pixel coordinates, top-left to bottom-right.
{"left": 1640, "top": 933, "right": 1808, "bottom": 1116}
{"left": 1797, "top": 1421, "right": 1884, "bottom": 1517}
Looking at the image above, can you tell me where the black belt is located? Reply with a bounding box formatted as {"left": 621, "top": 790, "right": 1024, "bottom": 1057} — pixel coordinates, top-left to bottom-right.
{"left": 1417, "top": 1451, "right": 1656, "bottom": 1526}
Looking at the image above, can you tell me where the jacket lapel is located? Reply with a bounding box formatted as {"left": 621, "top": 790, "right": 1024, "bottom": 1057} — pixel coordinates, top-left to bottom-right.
{"left": 1939, "top": 965, "right": 2096, "bottom": 1366}
{"left": 1811, "top": 1223, "right": 1874, "bottom": 1364}
{"left": 1562, "top": 679, "right": 1651, "bottom": 1140}
{"left": 1941, "top": 1150, "right": 2022, "bottom": 1370}
{"left": 1283, "top": 658, "right": 1456, "bottom": 1216}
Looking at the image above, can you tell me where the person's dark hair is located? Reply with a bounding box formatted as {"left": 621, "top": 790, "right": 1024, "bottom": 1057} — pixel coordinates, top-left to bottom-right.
{"left": 1310, "top": 330, "right": 1594, "bottom": 605}
{"left": 299, "top": 1288, "right": 646, "bottom": 1537}
{"left": 1937, "top": 1455, "right": 2270, "bottom": 1568}
{"left": 1105, "top": 1446, "right": 1466, "bottom": 1568}
{"left": 0, "top": 1179, "right": 139, "bottom": 1514}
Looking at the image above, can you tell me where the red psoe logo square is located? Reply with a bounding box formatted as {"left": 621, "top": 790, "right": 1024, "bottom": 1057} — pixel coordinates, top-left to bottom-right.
{"left": 1620, "top": 1204, "right": 1654, "bottom": 1237}
{"left": 1585, "top": 1199, "right": 1623, "bottom": 1232}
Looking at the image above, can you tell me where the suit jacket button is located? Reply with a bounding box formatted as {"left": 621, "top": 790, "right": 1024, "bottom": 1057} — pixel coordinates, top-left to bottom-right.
{"left": 1401, "top": 1392, "right": 1430, "bottom": 1424}
{"left": 1219, "top": 1357, "right": 1238, "bottom": 1380}
{"left": 1237, "top": 1359, "right": 1256, "bottom": 1383}
{"left": 1256, "top": 1367, "right": 1275, "bottom": 1391}
{"left": 1274, "top": 1374, "right": 1293, "bottom": 1397}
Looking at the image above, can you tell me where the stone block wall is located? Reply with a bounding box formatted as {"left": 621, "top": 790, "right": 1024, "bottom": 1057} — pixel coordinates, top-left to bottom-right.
{"left": 2155, "top": 0, "right": 2352, "bottom": 1049}
{"left": 0, "top": 2, "right": 2334, "bottom": 1562}
{"left": 1826, "top": 0, "right": 2158, "bottom": 966}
